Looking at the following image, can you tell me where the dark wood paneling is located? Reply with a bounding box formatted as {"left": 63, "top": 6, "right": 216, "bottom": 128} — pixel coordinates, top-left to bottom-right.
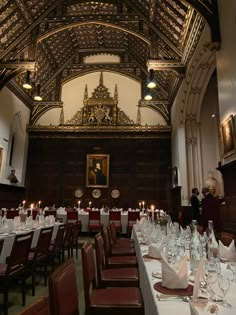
{"left": 0, "top": 184, "right": 26, "bottom": 208}
{"left": 217, "top": 160, "right": 236, "bottom": 232}
{"left": 25, "top": 137, "right": 172, "bottom": 210}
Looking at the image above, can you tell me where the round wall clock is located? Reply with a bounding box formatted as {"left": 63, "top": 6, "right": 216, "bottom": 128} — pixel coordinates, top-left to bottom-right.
{"left": 74, "top": 188, "right": 83, "bottom": 198}
{"left": 92, "top": 189, "right": 102, "bottom": 199}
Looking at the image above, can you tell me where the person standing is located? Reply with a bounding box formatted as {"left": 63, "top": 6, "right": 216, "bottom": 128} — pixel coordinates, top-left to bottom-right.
{"left": 190, "top": 187, "right": 201, "bottom": 223}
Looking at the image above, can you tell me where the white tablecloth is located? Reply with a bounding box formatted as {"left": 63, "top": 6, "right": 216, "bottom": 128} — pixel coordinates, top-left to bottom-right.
{"left": 132, "top": 226, "right": 236, "bottom": 315}
{"left": 0, "top": 223, "right": 60, "bottom": 263}
{"left": 57, "top": 211, "right": 147, "bottom": 234}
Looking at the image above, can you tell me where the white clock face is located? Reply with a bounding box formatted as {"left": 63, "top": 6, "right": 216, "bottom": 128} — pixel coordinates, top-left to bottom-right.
{"left": 74, "top": 188, "right": 83, "bottom": 198}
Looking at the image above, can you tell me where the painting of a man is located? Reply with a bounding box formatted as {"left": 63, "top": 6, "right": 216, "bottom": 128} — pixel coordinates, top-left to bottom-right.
{"left": 221, "top": 115, "right": 235, "bottom": 158}
{"left": 86, "top": 154, "right": 109, "bottom": 187}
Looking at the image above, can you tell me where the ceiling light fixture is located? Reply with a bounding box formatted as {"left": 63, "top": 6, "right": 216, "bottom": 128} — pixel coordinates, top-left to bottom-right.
{"left": 22, "top": 70, "right": 32, "bottom": 90}
{"left": 33, "top": 84, "right": 43, "bottom": 101}
{"left": 144, "top": 89, "right": 152, "bottom": 101}
{"left": 147, "top": 69, "right": 156, "bottom": 89}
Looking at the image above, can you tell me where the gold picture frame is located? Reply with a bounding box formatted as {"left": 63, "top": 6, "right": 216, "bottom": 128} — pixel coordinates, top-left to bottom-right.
{"left": 220, "top": 114, "right": 236, "bottom": 158}
{"left": 86, "top": 154, "right": 110, "bottom": 188}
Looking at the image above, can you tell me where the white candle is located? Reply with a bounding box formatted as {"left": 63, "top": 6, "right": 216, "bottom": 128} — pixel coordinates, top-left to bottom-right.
{"left": 38, "top": 200, "right": 41, "bottom": 207}
{"left": 142, "top": 201, "right": 145, "bottom": 207}
{"left": 78, "top": 200, "right": 81, "bottom": 207}
{"left": 89, "top": 201, "right": 92, "bottom": 208}
{"left": 30, "top": 203, "right": 34, "bottom": 209}
{"left": 22, "top": 200, "right": 26, "bottom": 206}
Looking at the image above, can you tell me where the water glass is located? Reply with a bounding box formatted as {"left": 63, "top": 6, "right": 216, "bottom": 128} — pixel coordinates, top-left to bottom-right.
{"left": 218, "top": 275, "right": 231, "bottom": 308}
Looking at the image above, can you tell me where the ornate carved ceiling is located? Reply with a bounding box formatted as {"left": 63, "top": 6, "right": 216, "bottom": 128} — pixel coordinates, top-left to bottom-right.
{"left": 0, "top": 0, "right": 220, "bottom": 124}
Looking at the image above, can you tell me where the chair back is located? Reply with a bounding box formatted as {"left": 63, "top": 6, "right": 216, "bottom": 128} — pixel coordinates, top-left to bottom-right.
{"left": 27, "top": 209, "right": 39, "bottom": 220}
{"left": 7, "top": 231, "right": 34, "bottom": 274}
{"left": 35, "top": 226, "right": 53, "bottom": 257}
{"left": 109, "top": 223, "right": 118, "bottom": 243}
{"left": 89, "top": 210, "right": 100, "bottom": 221}
{"left": 128, "top": 211, "right": 140, "bottom": 228}
{"left": 45, "top": 210, "right": 56, "bottom": 217}
{"left": 63, "top": 223, "right": 74, "bottom": 245}
{"left": 0, "top": 238, "right": 4, "bottom": 256}
{"left": 48, "top": 259, "right": 79, "bottom": 315}
{"left": 109, "top": 211, "right": 121, "bottom": 228}
{"left": 18, "top": 296, "right": 49, "bottom": 315}
{"left": 94, "top": 233, "right": 106, "bottom": 283}
{"left": 101, "top": 228, "right": 111, "bottom": 264}
{"left": 51, "top": 224, "right": 65, "bottom": 253}
{"left": 67, "top": 210, "right": 78, "bottom": 223}
{"left": 81, "top": 241, "right": 97, "bottom": 313}
{"left": 6, "top": 209, "right": 19, "bottom": 219}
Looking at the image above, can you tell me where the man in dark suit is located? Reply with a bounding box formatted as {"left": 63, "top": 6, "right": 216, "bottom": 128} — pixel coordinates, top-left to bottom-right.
{"left": 190, "top": 187, "right": 201, "bottom": 223}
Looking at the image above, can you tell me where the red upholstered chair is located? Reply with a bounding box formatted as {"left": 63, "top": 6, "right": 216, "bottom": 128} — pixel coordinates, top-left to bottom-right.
{"left": 70, "top": 221, "right": 81, "bottom": 258}
{"left": 0, "top": 231, "right": 34, "bottom": 315}
{"left": 109, "top": 211, "right": 121, "bottom": 233}
{"left": 62, "top": 224, "right": 74, "bottom": 261}
{"left": 6, "top": 209, "right": 19, "bottom": 219}
{"left": 110, "top": 223, "right": 134, "bottom": 248}
{"left": 103, "top": 227, "right": 135, "bottom": 256}
{"left": 94, "top": 233, "right": 139, "bottom": 288}
{"left": 48, "top": 259, "right": 79, "bottom": 315}
{"left": 127, "top": 211, "right": 140, "bottom": 235}
{"left": 48, "top": 224, "right": 66, "bottom": 270}
{"left": 88, "top": 210, "right": 102, "bottom": 233}
{"left": 102, "top": 228, "right": 137, "bottom": 269}
{"left": 44, "top": 210, "right": 56, "bottom": 217}
{"left": 27, "top": 226, "right": 54, "bottom": 296}
{"left": 27, "top": 209, "right": 39, "bottom": 220}
{"left": 81, "top": 241, "right": 144, "bottom": 315}
{"left": 18, "top": 296, "right": 49, "bottom": 315}
{"left": 67, "top": 210, "right": 78, "bottom": 223}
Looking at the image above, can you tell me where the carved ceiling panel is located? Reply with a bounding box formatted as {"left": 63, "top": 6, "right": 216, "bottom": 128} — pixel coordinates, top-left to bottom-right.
{"left": 0, "top": 0, "right": 220, "bottom": 125}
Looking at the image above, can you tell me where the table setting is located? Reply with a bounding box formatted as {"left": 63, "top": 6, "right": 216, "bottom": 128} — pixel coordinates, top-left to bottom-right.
{"left": 132, "top": 217, "right": 236, "bottom": 315}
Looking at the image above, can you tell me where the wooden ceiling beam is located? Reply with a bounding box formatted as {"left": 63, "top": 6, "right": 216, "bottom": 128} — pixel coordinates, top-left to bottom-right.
{"left": 0, "top": 61, "right": 36, "bottom": 70}
{"left": 0, "top": 0, "right": 64, "bottom": 60}
{"left": 123, "top": 0, "right": 182, "bottom": 58}
{"left": 147, "top": 59, "right": 185, "bottom": 76}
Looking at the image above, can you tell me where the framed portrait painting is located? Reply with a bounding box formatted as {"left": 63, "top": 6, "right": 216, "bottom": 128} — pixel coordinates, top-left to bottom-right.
{"left": 86, "top": 154, "right": 110, "bottom": 188}
{"left": 220, "top": 115, "right": 236, "bottom": 158}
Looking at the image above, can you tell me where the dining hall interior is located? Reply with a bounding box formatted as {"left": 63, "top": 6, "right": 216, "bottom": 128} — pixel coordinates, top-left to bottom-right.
{"left": 0, "top": 0, "right": 236, "bottom": 314}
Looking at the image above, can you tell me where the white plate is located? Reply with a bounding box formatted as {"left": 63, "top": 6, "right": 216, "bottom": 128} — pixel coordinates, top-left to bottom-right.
{"left": 92, "top": 189, "right": 102, "bottom": 199}
{"left": 111, "top": 189, "right": 120, "bottom": 199}
{"left": 74, "top": 188, "right": 83, "bottom": 198}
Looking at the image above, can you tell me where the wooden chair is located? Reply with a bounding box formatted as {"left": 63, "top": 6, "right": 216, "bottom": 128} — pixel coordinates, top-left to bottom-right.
{"left": 27, "top": 226, "right": 53, "bottom": 296}
{"left": 44, "top": 210, "right": 56, "bottom": 217}
{"left": 48, "top": 224, "right": 66, "bottom": 270}
{"left": 6, "top": 209, "right": 19, "bottom": 219}
{"left": 18, "top": 296, "right": 49, "bottom": 315}
{"left": 62, "top": 223, "right": 74, "bottom": 261}
{"left": 109, "top": 223, "right": 134, "bottom": 248}
{"left": 67, "top": 210, "right": 78, "bottom": 224}
{"left": 103, "top": 227, "right": 135, "bottom": 256}
{"left": 102, "top": 228, "right": 138, "bottom": 269}
{"left": 0, "top": 231, "right": 34, "bottom": 315}
{"left": 109, "top": 211, "right": 122, "bottom": 233}
{"left": 48, "top": 258, "right": 79, "bottom": 315}
{"left": 94, "top": 233, "right": 139, "bottom": 288}
{"left": 81, "top": 241, "right": 144, "bottom": 315}
{"left": 127, "top": 211, "right": 140, "bottom": 236}
{"left": 88, "top": 210, "right": 102, "bottom": 233}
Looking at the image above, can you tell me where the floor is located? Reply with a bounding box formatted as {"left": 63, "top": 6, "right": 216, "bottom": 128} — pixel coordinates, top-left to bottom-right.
{"left": 1, "top": 236, "right": 92, "bottom": 315}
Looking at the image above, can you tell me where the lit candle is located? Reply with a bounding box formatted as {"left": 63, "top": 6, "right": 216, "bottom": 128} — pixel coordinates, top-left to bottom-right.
{"left": 22, "top": 200, "right": 26, "bottom": 207}
{"left": 139, "top": 202, "right": 141, "bottom": 209}
{"left": 142, "top": 201, "right": 145, "bottom": 208}
{"left": 151, "top": 205, "right": 155, "bottom": 211}
{"left": 89, "top": 201, "right": 92, "bottom": 208}
{"left": 38, "top": 200, "right": 41, "bottom": 208}
{"left": 78, "top": 200, "right": 81, "bottom": 207}
{"left": 30, "top": 203, "right": 34, "bottom": 209}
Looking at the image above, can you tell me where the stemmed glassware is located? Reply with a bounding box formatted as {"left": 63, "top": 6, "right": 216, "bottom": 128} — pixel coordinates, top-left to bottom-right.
{"left": 218, "top": 274, "right": 231, "bottom": 308}
{"left": 229, "top": 262, "right": 236, "bottom": 283}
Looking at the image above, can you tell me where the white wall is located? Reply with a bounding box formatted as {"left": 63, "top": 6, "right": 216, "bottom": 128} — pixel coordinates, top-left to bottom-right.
{"left": 217, "top": 0, "right": 236, "bottom": 164}
{"left": 0, "top": 87, "right": 30, "bottom": 186}
{"left": 37, "top": 71, "right": 166, "bottom": 126}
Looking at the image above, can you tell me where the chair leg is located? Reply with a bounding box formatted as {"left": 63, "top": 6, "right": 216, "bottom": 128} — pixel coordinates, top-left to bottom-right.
{"left": 44, "top": 265, "right": 47, "bottom": 286}
{"left": 32, "top": 266, "right": 36, "bottom": 296}
{"left": 22, "top": 275, "right": 26, "bottom": 306}
{"left": 3, "top": 284, "right": 9, "bottom": 315}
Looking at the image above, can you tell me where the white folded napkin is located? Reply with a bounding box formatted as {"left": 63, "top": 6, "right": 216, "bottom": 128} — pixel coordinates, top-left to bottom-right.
{"left": 161, "top": 254, "right": 188, "bottom": 289}
{"left": 148, "top": 243, "right": 164, "bottom": 259}
{"left": 219, "top": 240, "right": 236, "bottom": 261}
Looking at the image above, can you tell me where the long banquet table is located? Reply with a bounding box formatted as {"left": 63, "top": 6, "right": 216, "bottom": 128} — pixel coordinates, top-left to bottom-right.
{"left": 57, "top": 210, "right": 147, "bottom": 234}
{"left": 132, "top": 225, "right": 236, "bottom": 315}
{"left": 0, "top": 223, "right": 60, "bottom": 263}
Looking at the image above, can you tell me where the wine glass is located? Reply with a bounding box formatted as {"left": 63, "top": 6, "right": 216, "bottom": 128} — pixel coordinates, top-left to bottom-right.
{"left": 218, "top": 275, "right": 231, "bottom": 308}
{"left": 229, "top": 262, "right": 236, "bottom": 283}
